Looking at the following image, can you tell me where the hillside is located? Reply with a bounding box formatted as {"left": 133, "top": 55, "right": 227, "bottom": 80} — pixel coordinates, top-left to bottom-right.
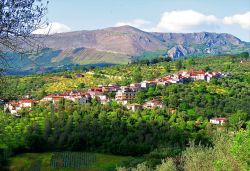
{"left": 5, "top": 25, "right": 250, "bottom": 71}
{"left": 1, "top": 54, "right": 250, "bottom": 170}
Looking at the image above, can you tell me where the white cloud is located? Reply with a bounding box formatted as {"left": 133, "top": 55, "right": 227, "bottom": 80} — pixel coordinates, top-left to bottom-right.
{"left": 152, "top": 10, "right": 219, "bottom": 32}
{"left": 115, "top": 19, "right": 151, "bottom": 28}
{"left": 33, "top": 22, "right": 71, "bottom": 34}
{"left": 223, "top": 11, "right": 250, "bottom": 29}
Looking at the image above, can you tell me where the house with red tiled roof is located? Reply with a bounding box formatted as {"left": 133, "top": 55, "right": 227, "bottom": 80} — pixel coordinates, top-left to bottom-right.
{"left": 88, "top": 87, "right": 103, "bottom": 98}
{"left": 40, "top": 95, "right": 63, "bottom": 103}
{"left": 101, "top": 85, "right": 121, "bottom": 92}
{"left": 19, "top": 99, "right": 36, "bottom": 108}
{"left": 189, "top": 70, "right": 206, "bottom": 81}
{"left": 210, "top": 117, "right": 227, "bottom": 125}
{"left": 40, "top": 95, "right": 52, "bottom": 102}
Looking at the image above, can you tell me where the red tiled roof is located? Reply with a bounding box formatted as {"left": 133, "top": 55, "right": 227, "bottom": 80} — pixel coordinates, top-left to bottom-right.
{"left": 19, "top": 99, "right": 35, "bottom": 103}
{"left": 89, "top": 88, "right": 103, "bottom": 92}
{"left": 189, "top": 70, "right": 206, "bottom": 75}
{"left": 211, "top": 117, "right": 227, "bottom": 121}
{"left": 162, "top": 77, "right": 171, "bottom": 81}
{"left": 52, "top": 96, "right": 63, "bottom": 100}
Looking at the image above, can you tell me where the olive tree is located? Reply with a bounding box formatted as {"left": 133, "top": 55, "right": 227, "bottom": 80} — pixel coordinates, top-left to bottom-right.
{"left": 0, "top": 0, "right": 48, "bottom": 98}
{"left": 0, "top": 0, "right": 48, "bottom": 67}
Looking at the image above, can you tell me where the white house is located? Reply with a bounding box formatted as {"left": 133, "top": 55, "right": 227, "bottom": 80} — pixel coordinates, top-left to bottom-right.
{"left": 40, "top": 95, "right": 63, "bottom": 104}
{"left": 130, "top": 83, "right": 142, "bottom": 91}
{"left": 141, "top": 80, "right": 157, "bottom": 89}
{"left": 190, "top": 70, "right": 206, "bottom": 81}
{"left": 127, "top": 103, "right": 142, "bottom": 112}
{"left": 19, "top": 99, "right": 35, "bottom": 108}
{"left": 115, "top": 86, "right": 136, "bottom": 101}
{"left": 210, "top": 118, "right": 227, "bottom": 125}
{"left": 143, "top": 100, "right": 163, "bottom": 109}
{"left": 64, "top": 95, "right": 87, "bottom": 105}
{"left": 157, "top": 81, "right": 169, "bottom": 86}
{"left": 95, "top": 94, "right": 110, "bottom": 104}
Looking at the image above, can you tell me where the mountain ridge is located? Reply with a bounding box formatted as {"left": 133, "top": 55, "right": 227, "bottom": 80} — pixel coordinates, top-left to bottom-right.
{"left": 6, "top": 25, "right": 250, "bottom": 71}
{"left": 40, "top": 25, "right": 249, "bottom": 56}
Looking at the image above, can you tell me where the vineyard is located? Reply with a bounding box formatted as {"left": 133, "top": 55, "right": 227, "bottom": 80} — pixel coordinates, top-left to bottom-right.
{"left": 50, "top": 152, "right": 96, "bottom": 169}
{"left": 7, "top": 152, "right": 133, "bottom": 171}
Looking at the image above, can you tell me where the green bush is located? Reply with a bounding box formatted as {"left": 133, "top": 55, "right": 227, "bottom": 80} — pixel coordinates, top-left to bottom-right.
{"left": 155, "top": 159, "right": 177, "bottom": 171}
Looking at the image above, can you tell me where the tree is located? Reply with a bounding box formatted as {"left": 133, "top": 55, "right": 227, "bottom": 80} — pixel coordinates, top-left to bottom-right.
{"left": 187, "top": 58, "right": 196, "bottom": 66}
{"left": 78, "top": 82, "right": 85, "bottom": 89}
{"left": 230, "top": 55, "right": 236, "bottom": 63}
{"left": 0, "top": 0, "right": 48, "bottom": 70}
{"left": 164, "top": 64, "right": 171, "bottom": 73}
{"left": 165, "top": 56, "right": 172, "bottom": 62}
{"left": 239, "top": 52, "right": 249, "bottom": 61}
{"left": 204, "top": 66, "right": 211, "bottom": 72}
{"left": 229, "top": 111, "right": 247, "bottom": 131}
{"left": 156, "top": 159, "right": 177, "bottom": 171}
{"left": 0, "top": 0, "right": 48, "bottom": 45}
{"left": 0, "top": 146, "right": 11, "bottom": 169}
{"left": 175, "top": 60, "right": 183, "bottom": 71}
{"left": 0, "top": 0, "right": 48, "bottom": 99}
{"left": 131, "top": 162, "right": 152, "bottom": 171}
{"left": 132, "top": 67, "right": 142, "bottom": 82}
{"left": 134, "top": 90, "right": 146, "bottom": 104}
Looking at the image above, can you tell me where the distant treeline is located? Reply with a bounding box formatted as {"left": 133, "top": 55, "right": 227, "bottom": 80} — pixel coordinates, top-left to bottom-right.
{"left": 131, "top": 51, "right": 249, "bottom": 65}
{"left": 131, "top": 56, "right": 173, "bottom": 65}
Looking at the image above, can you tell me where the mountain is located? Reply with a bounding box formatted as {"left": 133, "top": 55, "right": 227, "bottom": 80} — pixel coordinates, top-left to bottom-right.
{"left": 5, "top": 25, "right": 250, "bottom": 71}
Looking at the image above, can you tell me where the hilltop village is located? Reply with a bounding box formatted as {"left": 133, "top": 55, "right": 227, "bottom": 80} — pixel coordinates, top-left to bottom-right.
{"left": 4, "top": 69, "right": 223, "bottom": 119}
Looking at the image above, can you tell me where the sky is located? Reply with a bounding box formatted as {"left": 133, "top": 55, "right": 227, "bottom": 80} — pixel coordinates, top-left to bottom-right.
{"left": 34, "top": 0, "right": 250, "bottom": 41}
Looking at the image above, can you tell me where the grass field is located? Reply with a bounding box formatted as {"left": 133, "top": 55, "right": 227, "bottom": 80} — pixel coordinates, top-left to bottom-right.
{"left": 7, "top": 152, "right": 133, "bottom": 171}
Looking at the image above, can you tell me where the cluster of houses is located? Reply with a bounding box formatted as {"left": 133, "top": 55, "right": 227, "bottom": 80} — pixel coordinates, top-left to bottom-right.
{"left": 40, "top": 91, "right": 91, "bottom": 104}
{"left": 4, "top": 99, "right": 36, "bottom": 116}
{"left": 3, "top": 69, "right": 223, "bottom": 117}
